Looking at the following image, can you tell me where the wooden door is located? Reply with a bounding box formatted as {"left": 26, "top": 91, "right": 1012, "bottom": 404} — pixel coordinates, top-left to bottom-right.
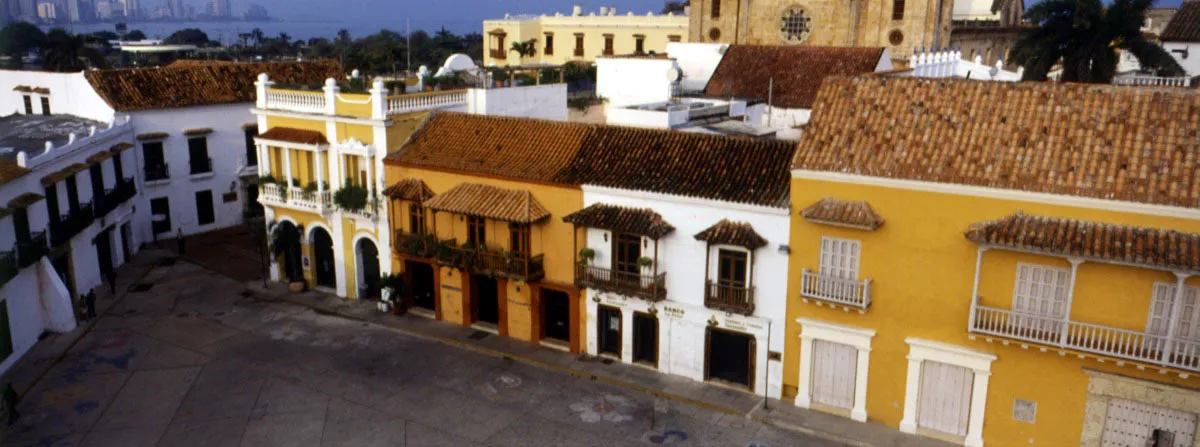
{"left": 917, "top": 361, "right": 973, "bottom": 437}
{"left": 1102, "top": 399, "right": 1197, "bottom": 447}
{"left": 811, "top": 340, "right": 856, "bottom": 409}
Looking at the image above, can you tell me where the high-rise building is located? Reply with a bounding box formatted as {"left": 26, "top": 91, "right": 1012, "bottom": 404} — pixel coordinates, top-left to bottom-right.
{"left": 95, "top": 0, "right": 110, "bottom": 19}
{"left": 18, "top": 0, "right": 35, "bottom": 19}
{"left": 0, "top": 0, "right": 10, "bottom": 26}
{"left": 214, "top": 0, "right": 229, "bottom": 17}
{"left": 65, "top": 0, "right": 80, "bottom": 22}
{"left": 36, "top": 1, "right": 54, "bottom": 20}
{"left": 122, "top": 0, "right": 138, "bottom": 18}
{"left": 167, "top": 0, "right": 182, "bottom": 18}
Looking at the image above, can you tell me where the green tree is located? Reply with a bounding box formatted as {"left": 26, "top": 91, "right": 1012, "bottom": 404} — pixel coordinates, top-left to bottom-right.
{"left": 0, "top": 22, "right": 48, "bottom": 68}
{"left": 510, "top": 39, "right": 536, "bottom": 58}
{"left": 164, "top": 28, "right": 211, "bottom": 46}
{"left": 123, "top": 29, "right": 147, "bottom": 41}
{"left": 40, "top": 29, "right": 107, "bottom": 72}
{"left": 661, "top": 0, "right": 689, "bottom": 14}
{"left": 250, "top": 28, "right": 265, "bottom": 46}
{"left": 1011, "top": 0, "right": 1183, "bottom": 83}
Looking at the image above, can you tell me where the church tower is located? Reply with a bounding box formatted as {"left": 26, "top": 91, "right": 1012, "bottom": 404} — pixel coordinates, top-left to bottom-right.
{"left": 688, "top": 0, "right": 954, "bottom": 63}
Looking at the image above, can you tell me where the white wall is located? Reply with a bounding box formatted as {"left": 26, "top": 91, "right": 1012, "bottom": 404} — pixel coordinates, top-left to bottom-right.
{"left": 0, "top": 70, "right": 116, "bottom": 122}
{"left": 762, "top": 107, "right": 810, "bottom": 140}
{"left": 596, "top": 57, "right": 678, "bottom": 107}
{"left": 665, "top": 43, "right": 728, "bottom": 93}
{"left": 467, "top": 84, "right": 568, "bottom": 121}
{"left": 132, "top": 103, "right": 256, "bottom": 237}
{"left": 580, "top": 185, "right": 790, "bottom": 399}
{"left": 1163, "top": 42, "right": 1200, "bottom": 77}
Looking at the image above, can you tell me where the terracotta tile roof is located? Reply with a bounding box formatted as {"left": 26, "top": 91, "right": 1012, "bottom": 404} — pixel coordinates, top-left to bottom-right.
{"left": 693, "top": 219, "right": 769, "bottom": 249}
{"left": 966, "top": 212, "right": 1200, "bottom": 273}
{"left": 12, "top": 86, "right": 32, "bottom": 92}
{"left": 0, "top": 159, "right": 31, "bottom": 187}
{"left": 387, "top": 113, "right": 794, "bottom": 208}
{"left": 800, "top": 198, "right": 885, "bottom": 231}
{"left": 794, "top": 77, "right": 1200, "bottom": 208}
{"left": 1163, "top": 2, "right": 1200, "bottom": 42}
{"left": 383, "top": 178, "right": 435, "bottom": 202}
{"left": 183, "top": 128, "right": 213, "bottom": 136}
{"left": 703, "top": 46, "right": 884, "bottom": 109}
{"left": 110, "top": 142, "right": 134, "bottom": 153}
{"left": 85, "top": 151, "right": 114, "bottom": 164}
{"left": 136, "top": 132, "right": 169, "bottom": 141}
{"left": 7, "top": 193, "right": 43, "bottom": 209}
{"left": 32, "top": 87, "right": 49, "bottom": 94}
{"left": 562, "top": 203, "right": 675, "bottom": 239}
{"left": 257, "top": 127, "right": 328, "bottom": 145}
{"left": 424, "top": 183, "right": 550, "bottom": 223}
{"left": 84, "top": 60, "right": 341, "bottom": 112}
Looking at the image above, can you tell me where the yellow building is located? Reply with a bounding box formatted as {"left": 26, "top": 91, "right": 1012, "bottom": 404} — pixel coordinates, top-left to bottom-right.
{"left": 483, "top": 5, "right": 688, "bottom": 66}
{"left": 251, "top": 73, "right": 468, "bottom": 299}
{"left": 784, "top": 77, "right": 1200, "bottom": 446}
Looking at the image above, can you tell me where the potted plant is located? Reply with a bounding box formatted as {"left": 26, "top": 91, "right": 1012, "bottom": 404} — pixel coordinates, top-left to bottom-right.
{"left": 579, "top": 248, "right": 596, "bottom": 264}
{"left": 637, "top": 256, "right": 654, "bottom": 271}
{"left": 333, "top": 183, "right": 369, "bottom": 211}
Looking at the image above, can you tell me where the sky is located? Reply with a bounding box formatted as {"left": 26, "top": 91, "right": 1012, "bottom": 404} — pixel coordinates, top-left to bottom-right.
{"left": 225, "top": 0, "right": 672, "bottom": 35}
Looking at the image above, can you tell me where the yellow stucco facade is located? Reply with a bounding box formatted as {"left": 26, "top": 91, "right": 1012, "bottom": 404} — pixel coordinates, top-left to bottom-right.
{"left": 783, "top": 175, "right": 1200, "bottom": 446}
{"left": 483, "top": 6, "right": 688, "bottom": 66}
{"left": 386, "top": 164, "right": 587, "bottom": 352}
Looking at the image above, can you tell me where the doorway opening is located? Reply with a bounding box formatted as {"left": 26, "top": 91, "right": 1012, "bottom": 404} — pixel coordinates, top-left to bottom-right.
{"left": 541, "top": 288, "right": 571, "bottom": 344}
{"left": 632, "top": 312, "right": 658, "bottom": 367}
{"left": 597, "top": 305, "right": 622, "bottom": 357}
{"left": 706, "top": 327, "right": 754, "bottom": 389}
{"left": 311, "top": 228, "right": 336, "bottom": 289}
{"left": 94, "top": 228, "right": 114, "bottom": 279}
{"left": 356, "top": 238, "right": 381, "bottom": 299}
{"left": 471, "top": 274, "right": 500, "bottom": 326}
{"left": 407, "top": 261, "right": 436, "bottom": 313}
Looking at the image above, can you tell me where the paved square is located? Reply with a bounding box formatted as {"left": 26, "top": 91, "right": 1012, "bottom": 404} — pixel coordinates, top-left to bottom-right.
{"left": 0, "top": 257, "right": 839, "bottom": 447}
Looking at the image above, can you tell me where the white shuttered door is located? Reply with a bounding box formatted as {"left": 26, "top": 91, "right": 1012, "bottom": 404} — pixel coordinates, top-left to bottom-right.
{"left": 810, "top": 340, "right": 856, "bottom": 410}
{"left": 917, "top": 361, "right": 973, "bottom": 437}
{"left": 1147, "top": 283, "right": 1200, "bottom": 340}
{"left": 1102, "top": 398, "right": 1197, "bottom": 447}
{"left": 1013, "top": 264, "right": 1069, "bottom": 318}
{"left": 819, "top": 237, "right": 860, "bottom": 280}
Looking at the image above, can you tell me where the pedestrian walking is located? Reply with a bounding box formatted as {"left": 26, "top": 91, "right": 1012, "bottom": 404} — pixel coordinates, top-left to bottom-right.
{"left": 105, "top": 269, "right": 116, "bottom": 294}
{"left": 85, "top": 289, "right": 97, "bottom": 320}
{"left": 3, "top": 383, "right": 19, "bottom": 426}
{"left": 176, "top": 228, "right": 186, "bottom": 255}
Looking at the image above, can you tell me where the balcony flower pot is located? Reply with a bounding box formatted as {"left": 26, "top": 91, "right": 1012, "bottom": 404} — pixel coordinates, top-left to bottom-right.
{"left": 288, "top": 281, "right": 305, "bottom": 293}
{"left": 579, "top": 248, "right": 595, "bottom": 264}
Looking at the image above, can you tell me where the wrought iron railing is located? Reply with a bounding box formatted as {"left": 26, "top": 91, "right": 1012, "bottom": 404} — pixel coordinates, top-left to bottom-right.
{"left": 190, "top": 156, "right": 213, "bottom": 175}
{"left": 0, "top": 250, "right": 16, "bottom": 285}
{"left": 444, "top": 245, "right": 545, "bottom": 281}
{"left": 16, "top": 232, "right": 47, "bottom": 268}
{"left": 576, "top": 264, "right": 666, "bottom": 301}
{"left": 145, "top": 163, "right": 169, "bottom": 181}
{"left": 52, "top": 202, "right": 95, "bottom": 246}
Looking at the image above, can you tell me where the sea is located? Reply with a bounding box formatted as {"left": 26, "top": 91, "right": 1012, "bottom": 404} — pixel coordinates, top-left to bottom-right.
{"left": 43, "top": 17, "right": 480, "bottom": 44}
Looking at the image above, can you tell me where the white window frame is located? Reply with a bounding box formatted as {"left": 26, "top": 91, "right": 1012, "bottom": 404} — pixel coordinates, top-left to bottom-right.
{"left": 819, "top": 236, "right": 860, "bottom": 280}
{"left": 1147, "top": 282, "right": 1200, "bottom": 340}
{"left": 795, "top": 318, "right": 874, "bottom": 422}
{"left": 899, "top": 337, "right": 995, "bottom": 447}
{"left": 1012, "top": 263, "right": 1069, "bottom": 318}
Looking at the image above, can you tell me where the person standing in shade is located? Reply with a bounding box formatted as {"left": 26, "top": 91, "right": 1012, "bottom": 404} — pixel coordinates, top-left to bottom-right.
{"left": 3, "top": 383, "right": 19, "bottom": 425}
{"left": 84, "top": 289, "right": 97, "bottom": 320}
{"left": 176, "top": 228, "right": 186, "bottom": 255}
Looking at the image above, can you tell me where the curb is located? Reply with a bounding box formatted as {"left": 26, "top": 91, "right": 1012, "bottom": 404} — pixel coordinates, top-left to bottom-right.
{"left": 257, "top": 291, "right": 867, "bottom": 447}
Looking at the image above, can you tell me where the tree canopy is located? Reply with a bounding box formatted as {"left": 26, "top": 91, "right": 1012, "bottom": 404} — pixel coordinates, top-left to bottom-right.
{"left": 0, "top": 22, "right": 47, "bottom": 67}
{"left": 164, "top": 28, "right": 213, "bottom": 46}
{"left": 1011, "top": 0, "right": 1184, "bottom": 82}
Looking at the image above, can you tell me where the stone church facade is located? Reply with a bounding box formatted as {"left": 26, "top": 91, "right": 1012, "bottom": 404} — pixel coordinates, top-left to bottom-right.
{"left": 689, "top": 0, "right": 1024, "bottom": 66}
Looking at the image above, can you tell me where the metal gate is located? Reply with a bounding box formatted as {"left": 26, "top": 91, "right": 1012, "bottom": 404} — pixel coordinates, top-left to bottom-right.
{"left": 811, "top": 340, "right": 856, "bottom": 409}
{"left": 1102, "top": 399, "right": 1197, "bottom": 447}
{"left": 917, "top": 361, "right": 973, "bottom": 437}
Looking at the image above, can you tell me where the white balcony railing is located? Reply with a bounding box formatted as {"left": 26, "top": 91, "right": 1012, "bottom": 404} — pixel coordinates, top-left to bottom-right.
{"left": 260, "top": 183, "right": 286, "bottom": 203}
{"left": 800, "top": 269, "right": 872, "bottom": 310}
{"left": 288, "top": 188, "right": 331, "bottom": 209}
{"left": 264, "top": 89, "right": 327, "bottom": 113}
{"left": 1113, "top": 75, "right": 1191, "bottom": 87}
{"left": 386, "top": 91, "right": 467, "bottom": 115}
{"left": 970, "top": 305, "right": 1200, "bottom": 372}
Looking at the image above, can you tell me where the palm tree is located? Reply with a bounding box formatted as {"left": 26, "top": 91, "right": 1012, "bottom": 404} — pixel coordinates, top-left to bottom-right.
{"left": 40, "top": 29, "right": 106, "bottom": 72}
{"left": 336, "top": 29, "right": 351, "bottom": 45}
{"left": 278, "top": 32, "right": 291, "bottom": 46}
{"left": 1011, "top": 0, "right": 1183, "bottom": 83}
{"left": 250, "top": 28, "right": 265, "bottom": 47}
{"left": 510, "top": 39, "right": 536, "bottom": 58}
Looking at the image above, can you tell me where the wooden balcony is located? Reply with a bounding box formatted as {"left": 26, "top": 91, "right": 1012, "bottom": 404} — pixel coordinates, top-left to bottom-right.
{"left": 16, "top": 232, "right": 48, "bottom": 268}
{"left": 705, "top": 280, "right": 755, "bottom": 315}
{"left": 442, "top": 246, "right": 545, "bottom": 281}
{"left": 0, "top": 251, "right": 16, "bottom": 286}
{"left": 489, "top": 49, "right": 507, "bottom": 59}
{"left": 970, "top": 305, "right": 1200, "bottom": 373}
{"left": 800, "top": 268, "right": 872, "bottom": 310}
{"left": 393, "top": 232, "right": 452, "bottom": 260}
{"left": 576, "top": 264, "right": 666, "bottom": 302}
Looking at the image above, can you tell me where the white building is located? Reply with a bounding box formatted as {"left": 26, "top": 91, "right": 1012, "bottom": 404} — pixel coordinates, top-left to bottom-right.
{"left": 905, "top": 49, "right": 1023, "bottom": 81}
{"left": 561, "top": 129, "right": 796, "bottom": 399}
{"left": 595, "top": 44, "right": 890, "bottom": 139}
{"left": 0, "top": 89, "right": 143, "bottom": 376}
{"left": 1160, "top": 2, "right": 1200, "bottom": 77}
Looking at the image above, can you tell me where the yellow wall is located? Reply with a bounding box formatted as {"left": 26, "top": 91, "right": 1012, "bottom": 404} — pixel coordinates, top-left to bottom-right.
{"left": 334, "top": 93, "right": 373, "bottom": 118}
{"left": 784, "top": 176, "right": 1200, "bottom": 446}
{"left": 483, "top": 13, "right": 688, "bottom": 65}
{"left": 386, "top": 163, "right": 586, "bottom": 346}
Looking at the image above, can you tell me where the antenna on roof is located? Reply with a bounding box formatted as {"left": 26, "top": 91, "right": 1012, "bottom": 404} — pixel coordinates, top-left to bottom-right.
{"left": 767, "top": 76, "right": 774, "bottom": 127}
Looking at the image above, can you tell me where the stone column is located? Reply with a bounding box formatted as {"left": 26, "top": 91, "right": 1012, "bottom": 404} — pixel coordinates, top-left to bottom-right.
{"left": 899, "top": 356, "right": 923, "bottom": 434}
{"left": 964, "top": 370, "right": 990, "bottom": 447}
{"left": 851, "top": 346, "right": 871, "bottom": 422}
{"left": 794, "top": 334, "right": 814, "bottom": 409}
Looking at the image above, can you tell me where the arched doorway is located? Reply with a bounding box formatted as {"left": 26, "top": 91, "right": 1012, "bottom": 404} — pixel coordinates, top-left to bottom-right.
{"left": 356, "top": 238, "right": 381, "bottom": 299}
{"left": 271, "top": 221, "right": 303, "bottom": 281}
{"left": 311, "top": 227, "right": 336, "bottom": 289}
